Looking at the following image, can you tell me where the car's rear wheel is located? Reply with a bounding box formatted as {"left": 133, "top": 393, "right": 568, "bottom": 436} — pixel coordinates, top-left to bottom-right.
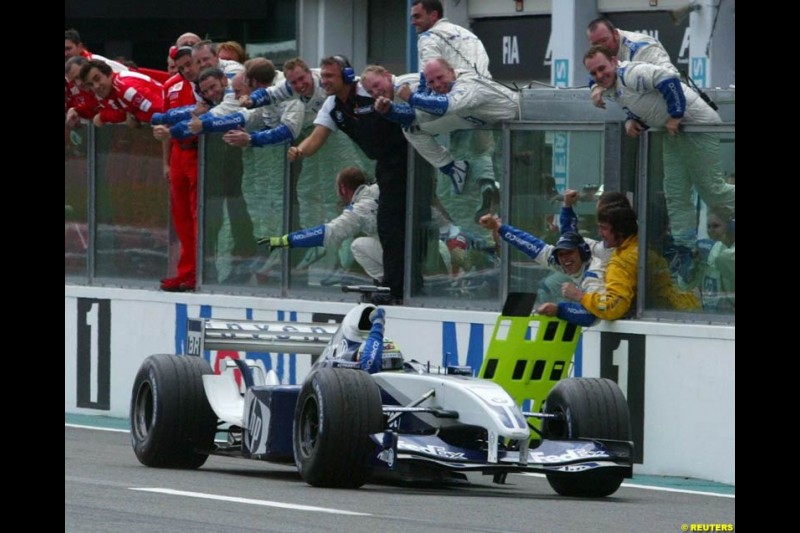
{"left": 542, "top": 377, "right": 630, "bottom": 497}
{"left": 293, "top": 367, "right": 383, "bottom": 488}
{"left": 130, "top": 354, "right": 217, "bottom": 469}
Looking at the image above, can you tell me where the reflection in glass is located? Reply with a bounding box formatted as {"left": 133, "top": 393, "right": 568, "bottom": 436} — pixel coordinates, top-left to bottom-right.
{"left": 288, "top": 132, "right": 377, "bottom": 292}
{"left": 507, "top": 130, "right": 604, "bottom": 308}
{"left": 409, "top": 128, "right": 505, "bottom": 307}
{"left": 94, "top": 125, "right": 169, "bottom": 282}
{"left": 645, "top": 131, "right": 735, "bottom": 317}
{"left": 65, "top": 124, "right": 89, "bottom": 279}
{"left": 203, "top": 133, "right": 267, "bottom": 288}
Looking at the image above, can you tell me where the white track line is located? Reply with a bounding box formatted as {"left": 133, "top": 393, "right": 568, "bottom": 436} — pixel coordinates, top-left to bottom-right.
{"left": 130, "top": 488, "right": 372, "bottom": 516}
{"left": 619, "top": 483, "right": 735, "bottom": 499}
{"left": 66, "top": 423, "right": 129, "bottom": 433}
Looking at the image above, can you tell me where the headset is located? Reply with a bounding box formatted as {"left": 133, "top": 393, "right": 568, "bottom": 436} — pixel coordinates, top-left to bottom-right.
{"left": 331, "top": 55, "right": 355, "bottom": 84}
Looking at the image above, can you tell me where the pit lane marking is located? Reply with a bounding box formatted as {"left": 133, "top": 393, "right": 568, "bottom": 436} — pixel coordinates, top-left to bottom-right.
{"left": 130, "top": 488, "right": 373, "bottom": 515}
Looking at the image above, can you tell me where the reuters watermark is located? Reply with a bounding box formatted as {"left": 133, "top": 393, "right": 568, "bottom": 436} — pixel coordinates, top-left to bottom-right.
{"left": 680, "top": 524, "right": 734, "bottom": 532}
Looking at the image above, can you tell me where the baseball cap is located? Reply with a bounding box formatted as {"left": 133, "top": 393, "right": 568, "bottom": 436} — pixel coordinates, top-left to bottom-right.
{"left": 553, "top": 231, "right": 585, "bottom": 252}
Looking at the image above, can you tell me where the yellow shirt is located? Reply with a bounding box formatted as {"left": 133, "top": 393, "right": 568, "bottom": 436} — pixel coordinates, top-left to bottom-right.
{"left": 581, "top": 234, "right": 700, "bottom": 320}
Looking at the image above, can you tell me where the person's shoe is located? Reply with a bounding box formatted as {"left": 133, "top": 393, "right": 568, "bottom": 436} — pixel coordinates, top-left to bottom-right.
{"left": 160, "top": 276, "right": 184, "bottom": 292}
{"left": 473, "top": 181, "right": 500, "bottom": 223}
{"left": 178, "top": 280, "right": 196, "bottom": 292}
{"left": 440, "top": 160, "right": 469, "bottom": 195}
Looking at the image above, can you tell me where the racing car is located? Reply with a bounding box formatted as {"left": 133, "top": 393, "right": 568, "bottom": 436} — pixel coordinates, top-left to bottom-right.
{"left": 130, "top": 288, "right": 633, "bottom": 497}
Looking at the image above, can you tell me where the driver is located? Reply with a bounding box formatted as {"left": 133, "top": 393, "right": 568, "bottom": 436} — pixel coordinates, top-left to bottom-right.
{"left": 322, "top": 304, "right": 404, "bottom": 374}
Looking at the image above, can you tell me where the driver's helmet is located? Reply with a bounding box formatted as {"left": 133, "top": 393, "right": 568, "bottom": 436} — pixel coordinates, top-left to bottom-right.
{"left": 356, "top": 337, "right": 405, "bottom": 371}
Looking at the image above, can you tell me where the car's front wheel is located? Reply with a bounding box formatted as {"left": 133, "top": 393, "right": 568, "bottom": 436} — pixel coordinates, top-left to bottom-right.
{"left": 542, "top": 377, "right": 630, "bottom": 497}
{"left": 293, "top": 367, "right": 383, "bottom": 488}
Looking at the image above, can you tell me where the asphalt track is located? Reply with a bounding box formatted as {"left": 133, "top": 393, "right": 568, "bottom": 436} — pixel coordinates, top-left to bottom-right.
{"left": 65, "top": 415, "right": 734, "bottom": 533}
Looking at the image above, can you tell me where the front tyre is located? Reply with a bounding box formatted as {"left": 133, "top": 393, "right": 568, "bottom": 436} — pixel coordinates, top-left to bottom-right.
{"left": 542, "top": 377, "right": 630, "bottom": 497}
{"left": 130, "top": 354, "right": 217, "bottom": 469}
{"left": 293, "top": 367, "right": 383, "bottom": 488}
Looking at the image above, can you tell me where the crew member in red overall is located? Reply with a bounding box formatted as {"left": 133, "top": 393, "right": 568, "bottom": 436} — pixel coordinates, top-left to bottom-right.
{"left": 152, "top": 46, "right": 202, "bottom": 291}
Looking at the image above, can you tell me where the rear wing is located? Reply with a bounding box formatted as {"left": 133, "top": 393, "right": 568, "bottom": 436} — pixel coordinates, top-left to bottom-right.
{"left": 184, "top": 286, "right": 387, "bottom": 357}
{"left": 185, "top": 318, "right": 340, "bottom": 357}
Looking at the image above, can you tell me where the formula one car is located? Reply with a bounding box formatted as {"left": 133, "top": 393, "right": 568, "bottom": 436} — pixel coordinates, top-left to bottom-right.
{"left": 130, "top": 289, "right": 633, "bottom": 497}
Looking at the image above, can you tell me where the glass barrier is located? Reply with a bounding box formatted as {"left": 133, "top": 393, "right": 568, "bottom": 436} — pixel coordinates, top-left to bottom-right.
{"left": 93, "top": 125, "right": 170, "bottom": 283}
{"left": 65, "top": 124, "right": 89, "bottom": 279}
{"left": 66, "top": 115, "right": 733, "bottom": 326}
{"left": 643, "top": 128, "right": 735, "bottom": 320}
{"left": 201, "top": 131, "right": 377, "bottom": 294}
{"left": 408, "top": 127, "right": 504, "bottom": 308}
{"left": 202, "top": 133, "right": 274, "bottom": 289}
{"left": 505, "top": 128, "right": 606, "bottom": 306}
{"left": 287, "top": 131, "right": 377, "bottom": 294}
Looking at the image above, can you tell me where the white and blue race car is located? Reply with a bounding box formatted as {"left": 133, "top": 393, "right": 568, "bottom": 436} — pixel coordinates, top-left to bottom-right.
{"left": 130, "top": 290, "right": 632, "bottom": 497}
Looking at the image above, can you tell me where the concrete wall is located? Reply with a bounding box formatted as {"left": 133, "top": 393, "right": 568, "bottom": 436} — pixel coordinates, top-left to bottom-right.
{"left": 65, "top": 284, "right": 734, "bottom": 484}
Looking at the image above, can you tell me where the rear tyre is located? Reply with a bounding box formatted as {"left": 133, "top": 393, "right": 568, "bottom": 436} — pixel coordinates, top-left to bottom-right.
{"left": 130, "top": 354, "right": 217, "bottom": 469}
{"left": 542, "top": 377, "right": 630, "bottom": 497}
{"left": 293, "top": 367, "right": 383, "bottom": 488}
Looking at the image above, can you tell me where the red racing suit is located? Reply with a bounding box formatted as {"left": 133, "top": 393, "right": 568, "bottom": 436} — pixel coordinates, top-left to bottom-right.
{"left": 65, "top": 78, "right": 100, "bottom": 119}
{"left": 164, "top": 73, "right": 202, "bottom": 282}
{"left": 97, "top": 71, "right": 164, "bottom": 124}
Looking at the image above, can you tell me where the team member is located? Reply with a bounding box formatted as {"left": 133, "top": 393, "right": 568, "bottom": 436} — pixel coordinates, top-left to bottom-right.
{"left": 65, "top": 30, "right": 127, "bottom": 124}
{"left": 480, "top": 215, "right": 603, "bottom": 327}
{"left": 288, "top": 56, "right": 412, "bottom": 305}
{"left": 261, "top": 167, "right": 383, "bottom": 284}
{"left": 65, "top": 56, "right": 100, "bottom": 126}
{"left": 586, "top": 17, "right": 677, "bottom": 109}
{"left": 152, "top": 46, "right": 202, "bottom": 292}
{"left": 240, "top": 57, "right": 376, "bottom": 275}
{"left": 584, "top": 46, "right": 735, "bottom": 279}
{"left": 377, "top": 58, "right": 519, "bottom": 222}
{"left": 360, "top": 65, "right": 468, "bottom": 197}
{"left": 79, "top": 59, "right": 164, "bottom": 126}
{"left": 564, "top": 203, "right": 699, "bottom": 320}
{"left": 411, "top": 0, "right": 490, "bottom": 76}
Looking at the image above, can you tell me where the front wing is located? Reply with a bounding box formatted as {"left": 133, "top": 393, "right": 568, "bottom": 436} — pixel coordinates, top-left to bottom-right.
{"left": 371, "top": 432, "right": 633, "bottom": 478}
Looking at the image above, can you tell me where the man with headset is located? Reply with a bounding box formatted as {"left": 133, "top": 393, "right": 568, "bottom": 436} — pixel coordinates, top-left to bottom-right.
{"left": 479, "top": 214, "right": 604, "bottom": 327}
{"left": 288, "top": 55, "right": 413, "bottom": 305}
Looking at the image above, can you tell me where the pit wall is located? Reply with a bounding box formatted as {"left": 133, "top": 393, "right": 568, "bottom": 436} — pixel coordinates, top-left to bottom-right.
{"left": 65, "top": 285, "right": 734, "bottom": 485}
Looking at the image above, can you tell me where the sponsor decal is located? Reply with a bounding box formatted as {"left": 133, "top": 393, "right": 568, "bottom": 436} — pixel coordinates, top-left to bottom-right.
{"left": 398, "top": 440, "right": 466, "bottom": 460}
{"left": 293, "top": 227, "right": 324, "bottom": 241}
{"left": 529, "top": 448, "right": 608, "bottom": 464}
{"left": 551, "top": 462, "right": 597, "bottom": 472}
{"left": 246, "top": 399, "right": 264, "bottom": 453}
